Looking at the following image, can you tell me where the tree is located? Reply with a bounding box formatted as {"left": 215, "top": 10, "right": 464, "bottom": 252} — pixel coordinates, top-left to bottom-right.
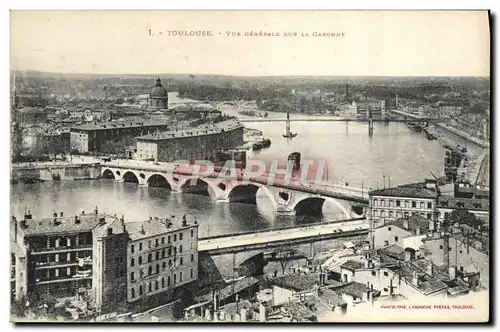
{"left": 450, "top": 209, "right": 484, "bottom": 231}
{"left": 275, "top": 247, "right": 298, "bottom": 275}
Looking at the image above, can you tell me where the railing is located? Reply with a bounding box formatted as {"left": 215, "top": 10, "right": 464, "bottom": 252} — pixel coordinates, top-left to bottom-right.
{"left": 199, "top": 217, "right": 366, "bottom": 241}
{"left": 30, "top": 244, "right": 93, "bottom": 255}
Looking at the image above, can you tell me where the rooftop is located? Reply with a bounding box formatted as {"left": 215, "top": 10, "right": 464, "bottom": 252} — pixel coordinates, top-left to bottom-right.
{"left": 71, "top": 119, "right": 169, "bottom": 131}
{"left": 125, "top": 215, "right": 198, "bottom": 241}
{"left": 369, "top": 183, "right": 438, "bottom": 199}
{"left": 381, "top": 215, "right": 432, "bottom": 235}
{"left": 136, "top": 119, "right": 242, "bottom": 141}
{"left": 386, "top": 260, "right": 449, "bottom": 296}
{"left": 340, "top": 260, "right": 365, "bottom": 271}
{"left": 332, "top": 281, "right": 380, "bottom": 299}
{"left": 437, "top": 196, "right": 490, "bottom": 211}
{"left": 272, "top": 273, "right": 330, "bottom": 292}
{"left": 17, "top": 211, "right": 117, "bottom": 236}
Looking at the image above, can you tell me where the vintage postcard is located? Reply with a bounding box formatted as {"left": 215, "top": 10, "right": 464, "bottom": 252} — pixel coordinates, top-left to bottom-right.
{"left": 9, "top": 10, "right": 491, "bottom": 323}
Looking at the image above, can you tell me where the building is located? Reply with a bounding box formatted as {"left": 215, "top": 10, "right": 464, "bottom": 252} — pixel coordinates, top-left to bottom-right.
{"left": 134, "top": 119, "right": 244, "bottom": 162}
{"left": 372, "top": 215, "right": 432, "bottom": 250}
{"left": 10, "top": 208, "right": 127, "bottom": 312}
{"left": 147, "top": 77, "right": 169, "bottom": 111}
{"left": 69, "top": 120, "right": 170, "bottom": 153}
{"left": 436, "top": 196, "right": 490, "bottom": 224}
{"left": 16, "top": 107, "right": 47, "bottom": 126}
{"left": 369, "top": 179, "right": 439, "bottom": 225}
{"left": 338, "top": 101, "right": 358, "bottom": 117}
{"left": 357, "top": 100, "right": 386, "bottom": 118}
{"left": 422, "top": 233, "right": 489, "bottom": 289}
{"left": 125, "top": 215, "right": 199, "bottom": 310}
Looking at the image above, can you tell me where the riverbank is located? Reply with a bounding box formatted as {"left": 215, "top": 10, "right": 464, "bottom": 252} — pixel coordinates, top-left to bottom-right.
{"left": 435, "top": 123, "right": 489, "bottom": 148}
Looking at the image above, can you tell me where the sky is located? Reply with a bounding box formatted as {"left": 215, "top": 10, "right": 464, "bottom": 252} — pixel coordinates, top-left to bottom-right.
{"left": 10, "top": 10, "right": 490, "bottom": 77}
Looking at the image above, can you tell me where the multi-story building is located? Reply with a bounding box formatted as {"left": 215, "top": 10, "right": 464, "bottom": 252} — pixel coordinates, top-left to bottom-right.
{"left": 134, "top": 119, "right": 244, "bottom": 162}
{"left": 369, "top": 179, "right": 439, "bottom": 225}
{"left": 16, "top": 107, "right": 47, "bottom": 126}
{"left": 125, "top": 215, "right": 199, "bottom": 310}
{"left": 11, "top": 210, "right": 200, "bottom": 314}
{"left": 339, "top": 101, "right": 358, "bottom": 117}
{"left": 69, "top": 120, "right": 170, "bottom": 153}
{"left": 147, "top": 77, "right": 169, "bottom": 112}
{"left": 10, "top": 208, "right": 127, "bottom": 313}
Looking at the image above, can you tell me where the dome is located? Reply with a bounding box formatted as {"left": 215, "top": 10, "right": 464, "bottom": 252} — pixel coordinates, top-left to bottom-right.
{"left": 150, "top": 77, "right": 168, "bottom": 98}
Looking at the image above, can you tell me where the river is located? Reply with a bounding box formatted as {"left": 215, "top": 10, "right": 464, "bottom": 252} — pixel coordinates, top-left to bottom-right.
{"left": 10, "top": 98, "right": 485, "bottom": 238}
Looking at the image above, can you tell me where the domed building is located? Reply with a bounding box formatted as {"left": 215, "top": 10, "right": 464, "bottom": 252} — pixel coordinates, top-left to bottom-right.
{"left": 147, "top": 77, "right": 169, "bottom": 111}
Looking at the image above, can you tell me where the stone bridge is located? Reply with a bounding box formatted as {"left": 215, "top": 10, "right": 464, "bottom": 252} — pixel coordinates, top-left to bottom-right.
{"left": 100, "top": 163, "right": 363, "bottom": 217}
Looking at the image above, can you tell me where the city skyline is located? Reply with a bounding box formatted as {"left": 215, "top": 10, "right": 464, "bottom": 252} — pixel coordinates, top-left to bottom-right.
{"left": 11, "top": 11, "right": 490, "bottom": 77}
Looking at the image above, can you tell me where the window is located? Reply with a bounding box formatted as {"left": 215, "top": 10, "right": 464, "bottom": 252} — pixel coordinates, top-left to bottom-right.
{"left": 168, "top": 248, "right": 172, "bottom": 256}
{"left": 139, "top": 242, "right": 143, "bottom": 251}
{"left": 155, "top": 280, "right": 159, "bottom": 290}
{"left": 156, "top": 264, "right": 160, "bottom": 274}
{"left": 180, "top": 272, "right": 183, "bottom": 282}
{"left": 148, "top": 283, "right": 152, "bottom": 292}
{"left": 148, "top": 266, "right": 152, "bottom": 275}
{"left": 191, "top": 254, "right": 194, "bottom": 262}
{"left": 190, "top": 268, "right": 194, "bottom": 278}
{"left": 156, "top": 252, "right": 160, "bottom": 260}
{"left": 459, "top": 250, "right": 463, "bottom": 254}
{"left": 179, "top": 245, "right": 183, "bottom": 253}
{"left": 384, "top": 240, "right": 389, "bottom": 246}
{"left": 161, "top": 237, "right": 165, "bottom": 244}
{"left": 383, "top": 271, "right": 389, "bottom": 277}
{"left": 131, "top": 288, "right": 135, "bottom": 298}
{"left": 395, "top": 236, "right": 399, "bottom": 242}
{"left": 419, "top": 202, "right": 424, "bottom": 209}
{"left": 169, "top": 259, "right": 172, "bottom": 267}
{"left": 162, "top": 278, "right": 165, "bottom": 288}
{"left": 460, "top": 266, "right": 464, "bottom": 272}
{"left": 389, "top": 211, "right": 393, "bottom": 218}
{"left": 67, "top": 253, "right": 71, "bottom": 261}
{"left": 427, "top": 213, "right": 432, "bottom": 219}
{"left": 162, "top": 262, "right": 166, "bottom": 270}
{"left": 139, "top": 256, "right": 143, "bottom": 265}
{"left": 131, "top": 244, "right": 135, "bottom": 253}
{"left": 168, "top": 236, "right": 171, "bottom": 244}
{"left": 371, "top": 271, "right": 376, "bottom": 276}
{"left": 161, "top": 249, "right": 166, "bottom": 258}
{"left": 412, "top": 202, "right": 417, "bottom": 208}
{"left": 180, "top": 233, "right": 183, "bottom": 241}
{"left": 427, "top": 202, "right": 432, "bottom": 209}
{"left": 388, "top": 227, "right": 392, "bottom": 231}
{"left": 174, "top": 274, "right": 177, "bottom": 283}
{"left": 148, "top": 253, "right": 152, "bottom": 263}
{"left": 440, "top": 245, "right": 444, "bottom": 250}
{"left": 148, "top": 240, "right": 152, "bottom": 248}
{"left": 180, "top": 257, "right": 183, "bottom": 265}
{"left": 67, "top": 267, "right": 71, "bottom": 275}
{"left": 383, "top": 288, "right": 388, "bottom": 292}
{"left": 131, "top": 258, "right": 135, "bottom": 267}
{"left": 174, "top": 234, "right": 177, "bottom": 242}
{"left": 131, "top": 272, "right": 135, "bottom": 282}
{"left": 191, "top": 229, "right": 194, "bottom": 238}
{"left": 168, "top": 276, "right": 171, "bottom": 287}
{"left": 55, "top": 269, "right": 59, "bottom": 277}
{"left": 139, "top": 285, "right": 143, "bottom": 295}
{"left": 155, "top": 239, "right": 159, "bottom": 247}
{"left": 396, "top": 200, "right": 401, "bottom": 207}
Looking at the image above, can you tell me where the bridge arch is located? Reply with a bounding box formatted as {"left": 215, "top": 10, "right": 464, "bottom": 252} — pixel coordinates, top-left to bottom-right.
{"left": 146, "top": 174, "right": 172, "bottom": 190}
{"left": 122, "top": 171, "right": 139, "bottom": 184}
{"left": 180, "top": 177, "right": 217, "bottom": 198}
{"left": 227, "top": 183, "right": 277, "bottom": 209}
{"left": 102, "top": 168, "right": 115, "bottom": 180}
{"left": 293, "top": 197, "right": 326, "bottom": 216}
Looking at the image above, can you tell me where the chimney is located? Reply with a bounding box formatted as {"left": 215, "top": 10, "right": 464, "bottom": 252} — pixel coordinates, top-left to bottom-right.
{"left": 429, "top": 219, "right": 435, "bottom": 232}
{"left": 182, "top": 214, "right": 187, "bottom": 227}
{"left": 448, "top": 266, "right": 456, "bottom": 280}
{"left": 415, "top": 226, "right": 421, "bottom": 236}
{"left": 259, "top": 303, "right": 267, "bottom": 322}
{"left": 412, "top": 271, "right": 420, "bottom": 288}
{"left": 60, "top": 212, "right": 64, "bottom": 217}
{"left": 140, "top": 225, "right": 146, "bottom": 235}
{"left": 427, "top": 263, "right": 434, "bottom": 276}
{"left": 240, "top": 308, "right": 247, "bottom": 322}
{"left": 94, "top": 206, "right": 98, "bottom": 215}
{"left": 82, "top": 211, "right": 85, "bottom": 215}
{"left": 404, "top": 248, "right": 415, "bottom": 261}
{"left": 213, "top": 291, "right": 219, "bottom": 312}
{"left": 403, "top": 218, "right": 409, "bottom": 230}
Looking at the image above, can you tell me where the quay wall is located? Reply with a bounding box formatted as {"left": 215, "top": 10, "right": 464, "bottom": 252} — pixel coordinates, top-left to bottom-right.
{"left": 11, "top": 163, "right": 102, "bottom": 181}
{"left": 435, "top": 123, "right": 489, "bottom": 148}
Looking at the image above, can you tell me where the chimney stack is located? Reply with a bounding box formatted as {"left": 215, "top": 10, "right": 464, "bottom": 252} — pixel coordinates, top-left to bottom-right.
{"left": 259, "top": 303, "right": 267, "bottom": 322}
{"left": 403, "top": 218, "right": 409, "bottom": 230}
{"left": 415, "top": 226, "right": 421, "bottom": 236}
{"left": 182, "top": 214, "right": 187, "bottom": 227}
{"left": 94, "top": 206, "right": 98, "bottom": 215}
{"left": 427, "top": 263, "right": 434, "bottom": 276}
{"left": 448, "top": 266, "right": 456, "bottom": 280}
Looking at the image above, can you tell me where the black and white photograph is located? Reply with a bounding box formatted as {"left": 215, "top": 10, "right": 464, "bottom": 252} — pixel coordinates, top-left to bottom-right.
{"left": 8, "top": 10, "right": 491, "bottom": 323}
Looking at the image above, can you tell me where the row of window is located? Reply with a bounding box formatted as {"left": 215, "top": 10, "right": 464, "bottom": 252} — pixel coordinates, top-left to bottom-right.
{"left": 130, "top": 268, "right": 195, "bottom": 299}
{"left": 372, "top": 209, "right": 432, "bottom": 219}
{"left": 372, "top": 199, "right": 433, "bottom": 209}
{"left": 130, "top": 254, "right": 195, "bottom": 282}
{"left": 130, "top": 246, "right": 192, "bottom": 267}
{"left": 130, "top": 230, "right": 195, "bottom": 254}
